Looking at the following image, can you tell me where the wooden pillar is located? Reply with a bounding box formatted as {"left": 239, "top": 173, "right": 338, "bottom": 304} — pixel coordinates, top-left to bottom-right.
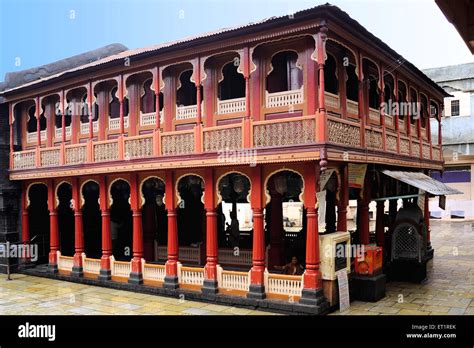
{"left": 99, "top": 176, "right": 112, "bottom": 280}
{"left": 358, "top": 173, "right": 371, "bottom": 245}
{"left": 248, "top": 165, "right": 265, "bottom": 299}
{"left": 119, "top": 75, "right": 125, "bottom": 135}
{"left": 71, "top": 177, "right": 84, "bottom": 277}
{"left": 47, "top": 179, "right": 59, "bottom": 273}
{"left": 300, "top": 162, "right": 326, "bottom": 308}
{"left": 9, "top": 103, "right": 14, "bottom": 170}
{"left": 36, "top": 97, "right": 41, "bottom": 147}
{"left": 194, "top": 58, "right": 203, "bottom": 153}
{"left": 21, "top": 183, "right": 30, "bottom": 262}
{"left": 153, "top": 66, "right": 162, "bottom": 156}
{"left": 375, "top": 200, "right": 385, "bottom": 248}
{"left": 45, "top": 103, "right": 53, "bottom": 148}
{"left": 164, "top": 170, "right": 179, "bottom": 289}
{"left": 129, "top": 173, "right": 144, "bottom": 284}
{"left": 243, "top": 47, "right": 252, "bottom": 148}
{"left": 315, "top": 24, "right": 328, "bottom": 144}
{"left": 203, "top": 168, "right": 218, "bottom": 294}
{"left": 379, "top": 65, "right": 386, "bottom": 151}
{"left": 337, "top": 164, "right": 349, "bottom": 232}
{"left": 358, "top": 53, "right": 366, "bottom": 147}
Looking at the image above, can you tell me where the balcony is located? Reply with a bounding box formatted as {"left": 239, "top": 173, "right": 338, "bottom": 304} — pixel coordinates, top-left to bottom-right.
{"left": 217, "top": 97, "right": 246, "bottom": 115}
{"left": 265, "top": 87, "right": 304, "bottom": 108}
{"left": 80, "top": 121, "right": 99, "bottom": 135}
{"left": 26, "top": 130, "right": 46, "bottom": 143}
{"left": 55, "top": 126, "right": 71, "bottom": 139}
{"left": 139, "top": 111, "right": 163, "bottom": 127}
{"left": 109, "top": 116, "right": 129, "bottom": 130}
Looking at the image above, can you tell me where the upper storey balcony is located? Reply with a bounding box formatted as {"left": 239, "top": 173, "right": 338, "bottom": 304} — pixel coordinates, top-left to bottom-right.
{"left": 6, "top": 22, "right": 445, "bottom": 178}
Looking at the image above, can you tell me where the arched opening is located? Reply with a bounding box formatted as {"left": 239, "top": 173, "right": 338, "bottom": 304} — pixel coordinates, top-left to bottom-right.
{"left": 141, "top": 177, "right": 166, "bottom": 262}
{"left": 55, "top": 102, "right": 72, "bottom": 131}
{"left": 57, "top": 182, "right": 74, "bottom": 257}
{"left": 346, "top": 64, "right": 358, "bottom": 102}
{"left": 266, "top": 51, "right": 302, "bottom": 93}
{"left": 420, "top": 94, "right": 428, "bottom": 129}
{"left": 109, "top": 86, "right": 129, "bottom": 119}
{"left": 140, "top": 79, "right": 163, "bottom": 114}
{"left": 363, "top": 59, "right": 380, "bottom": 117}
{"left": 28, "top": 184, "right": 50, "bottom": 264}
{"left": 110, "top": 179, "right": 132, "bottom": 261}
{"left": 217, "top": 173, "right": 252, "bottom": 267}
{"left": 176, "top": 70, "right": 201, "bottom": 107}
{"left": 398, "top": 81, "right": 408, "bottom": 131}
{"left": 39, "top": 104, "right": 47, "bottom": 132}
{"left": 384, "top": 74, "right": 395, "bottom": 116}
{"left": 27, "top": 106, "right": 37, "bottom": 133}
{"left": 81, "top": 181, "right": 101, "bottom": 259}
{"left": 218, "top": 62, "right": 245, "bottom": 100}
{"left": 265, "top": 171, "right": 305, "bottom": 274}
{"left": 177, "top": 175, "right": 205, "bottom": 248}
{"left": 80, "top": 94, "right": 99, "bottom": 124}
{"left": 324, "top": 54, "right": 339, "bottom": 95}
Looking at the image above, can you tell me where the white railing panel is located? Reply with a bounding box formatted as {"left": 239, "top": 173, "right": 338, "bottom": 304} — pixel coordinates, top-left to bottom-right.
{"left": 266, "top": 87, "right": 304, "bottom": 108}
{"left": 217, "top": 97, "right": 246, "bottom": 114}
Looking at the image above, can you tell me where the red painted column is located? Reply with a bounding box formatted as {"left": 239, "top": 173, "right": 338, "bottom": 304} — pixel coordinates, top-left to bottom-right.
{"left": 315, "top": 25, "right": 328, "bottom": 144}
{"left": 99, "top": 176, "right": 112, "bottom": 280}
{"left": 72, "top": 177, "right": 84, "bottom": 277}
{"left": 9, "top": 103, "right": 14, "bottom": 170}
{"left": 337, "top": 164, "right": 349, "bottom": 232}
{"left": 194, "top": 59, "right": 203, "bottom": 153}
{"left": 243, "top": 47, "right": 252, "bottom": 148}
{"left": 359, "top": 173, "right": 371, "bottom": 245}
{"left": 21, "top": 183, "right": 30, "bottom": 262}
{"left": 129, "top": 173, "right": 144, "bottom": 284}
{"left": 375, "top": 200, "right": 385, "bottom": 248}
{"left": 299, "top": 162, "right": 326, "bottom": 309}
{"left": 203, "top": 168, "right": 218, "bottom": 294}
{"left": 47, "top": 179, "right": 59, "bottom": 273}
{"left": 248, "top": 165, "right": 266, "bottom": 299}
{"left": 164, "top": 170, "right": 179, "bottom": 289}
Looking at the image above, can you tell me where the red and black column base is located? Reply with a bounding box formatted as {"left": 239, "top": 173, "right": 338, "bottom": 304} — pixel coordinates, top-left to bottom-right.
{"left": 128, "top": 272, "right": 143, "bottom": 285}
{"left": 71, "top": 266, "right": 83, "bottom": 278}
{"left": 202, "top": 279, "right": 218, "bottom": 295}
{"left": 163, "top": 275, "right": 179, "bottom": 289}
{"left": 47, "top": 263, "right": 58, "bottom": 274}
{"left": 247, "top": 284, "right": 266, "bottom": 299}
{"left": 299, "top": 288, "right": 329, "bottom": 308}
{"left": 98, "top": 269, "right": 111, "bottom": 281}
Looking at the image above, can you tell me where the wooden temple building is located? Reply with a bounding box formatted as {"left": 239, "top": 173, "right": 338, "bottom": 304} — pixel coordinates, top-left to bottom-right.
{"left": 0, "top": 4, "right": 459, "bottom": 314}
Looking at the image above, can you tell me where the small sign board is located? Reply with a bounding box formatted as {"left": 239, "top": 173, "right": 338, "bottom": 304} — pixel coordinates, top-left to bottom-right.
{"left": 439, "top": 195, "right": 446, "bottom": 210}
{"left": 348, "top": 164, "right": 367, "bottom": 189}
{"left": 336, "top": 269, "right": 350, "bottom": 312}
{"left": 320, "top": 168, "right": 335, "bottom": 191}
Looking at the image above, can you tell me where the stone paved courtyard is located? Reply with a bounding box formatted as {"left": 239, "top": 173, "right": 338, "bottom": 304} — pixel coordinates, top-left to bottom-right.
{"left": 332, "top": 220, "right": 474, "bottom": 315}
{"left": 0, "top": 220, "right": 472, "bottom": 316}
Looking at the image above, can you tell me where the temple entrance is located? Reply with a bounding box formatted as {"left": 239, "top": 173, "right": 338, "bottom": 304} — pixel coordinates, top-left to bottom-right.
{"left": 177, "top": 175, "right": 205, "bottom": 248}
{"left": 28, "top": 183, "right": 50, "bottom": 264}
{"left": 57, "top": 182, "right": 74, "bottom": 257}
{"left": 265, "top": 171, "right": 305, "bottom": 273}
{"left": 110, "top": 179, "right": 133, "bottom": 261}
{"left": 82, "top": 181, "right": 101, "bottom": 259}
{"left": 141, "top": 177, "right": 166, "bottom": 262}
{"left": 217, "top": 173, "right": 252, "bottom": 268}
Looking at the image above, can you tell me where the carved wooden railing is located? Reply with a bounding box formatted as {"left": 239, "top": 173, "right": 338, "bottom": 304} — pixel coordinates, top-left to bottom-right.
{"left": 110, "top": 256, "right": 131, "bottom": 280}
{"left": 109, "top": 116, "right": 129, "bottom": 130}
{"left": 253, "top": 115, "right": 315, "bottom": 148}
{"left": 217, "top": 97, "right": 246, "bottom": 114}
{"left": 217, "top": 266, "right": 250, "bottom": 294}
{"left": 93, "top": 139, "right": 119, "bottom": 162}
{"left": 124, "top": 134, "right": 153, "bottom": 159}
{"left": 346, "top": 99, "right": 359, "bottom": 118}
{"left": 26, "top": 130, "right": 46, "bottom": 143}
{"left": 177, "top": 263, "right": 205, "bottom": 289}
{"left": 368, "top": 108, "right": 380, "bottom": 123}
{"left": 324, "top": 92, "right": 340, "bottom": 110}
{"left": 82, "top": 255, "right": 101, "bottom": 275}
{"left": 400, "top": 136, "right": 410, "bottom": 155}
{"left": 218, "top": 248, "right": 252, "bottom": 266}
{"left": 40, "top": 148, "right": 61, "bottom": 167}
{"left": 265, "top": 87, "right": 304, "bottom": 108}
{"left": 143, "top": 262, "right": 166, "bottom": 283}
{"left": 161, "top": 129, "right": 195, "bottom": 156}
{"left": 385, "top": 114, "right": 394, "bottom": 128}
{"left": 412, "top": 140, "right": 421, "bottom": 158}
{"left": 65, "top": 143, "right": 87, "bottom": 165}
{"left": 55, "top": 126, "right": 71, "bottom": 139}
{"left": 176, "top": 104, "right": 202, "bottom": 120}
{"left": 140, "top": 111, "right": 163, "bottom": 126}
{"left": 264, "top": 270, "right": 303, "bottom": 299}
{"left": 386, "top": 132, "right": 398, "bottom": 153}
{"left": 203, "top": 123, "right": 242, "bottom": 152}
{"left": 12, "top": 150, "right": 36, "bottom": 170}
{"left": 365, "top": 127, "right": 383, "bottom": 151}
{"left": 57, "top": 251, "right": 74, "bottom": 272}
{"left": 80, "top": 121, "right": 99, "bottom": 134}
{"left": 327, "top": 116, "right": 361, "bottom": 147}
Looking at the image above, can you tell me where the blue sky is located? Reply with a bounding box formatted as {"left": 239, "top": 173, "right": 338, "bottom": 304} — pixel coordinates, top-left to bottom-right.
{"left": 0, "top": 0, "right": 473, "bottom": 81}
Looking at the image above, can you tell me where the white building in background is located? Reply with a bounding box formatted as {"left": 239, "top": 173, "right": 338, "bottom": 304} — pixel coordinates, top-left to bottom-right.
{"left": 424, "top": 62, "right": 474, "bottom": 218}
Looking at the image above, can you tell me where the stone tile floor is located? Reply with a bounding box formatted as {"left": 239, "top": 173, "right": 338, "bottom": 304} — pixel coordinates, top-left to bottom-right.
{"left": 331, "top": 220, "right": 474, "bottom": 315}
{"left": 0, "top": 220, "right": 472, "bottom": 316}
